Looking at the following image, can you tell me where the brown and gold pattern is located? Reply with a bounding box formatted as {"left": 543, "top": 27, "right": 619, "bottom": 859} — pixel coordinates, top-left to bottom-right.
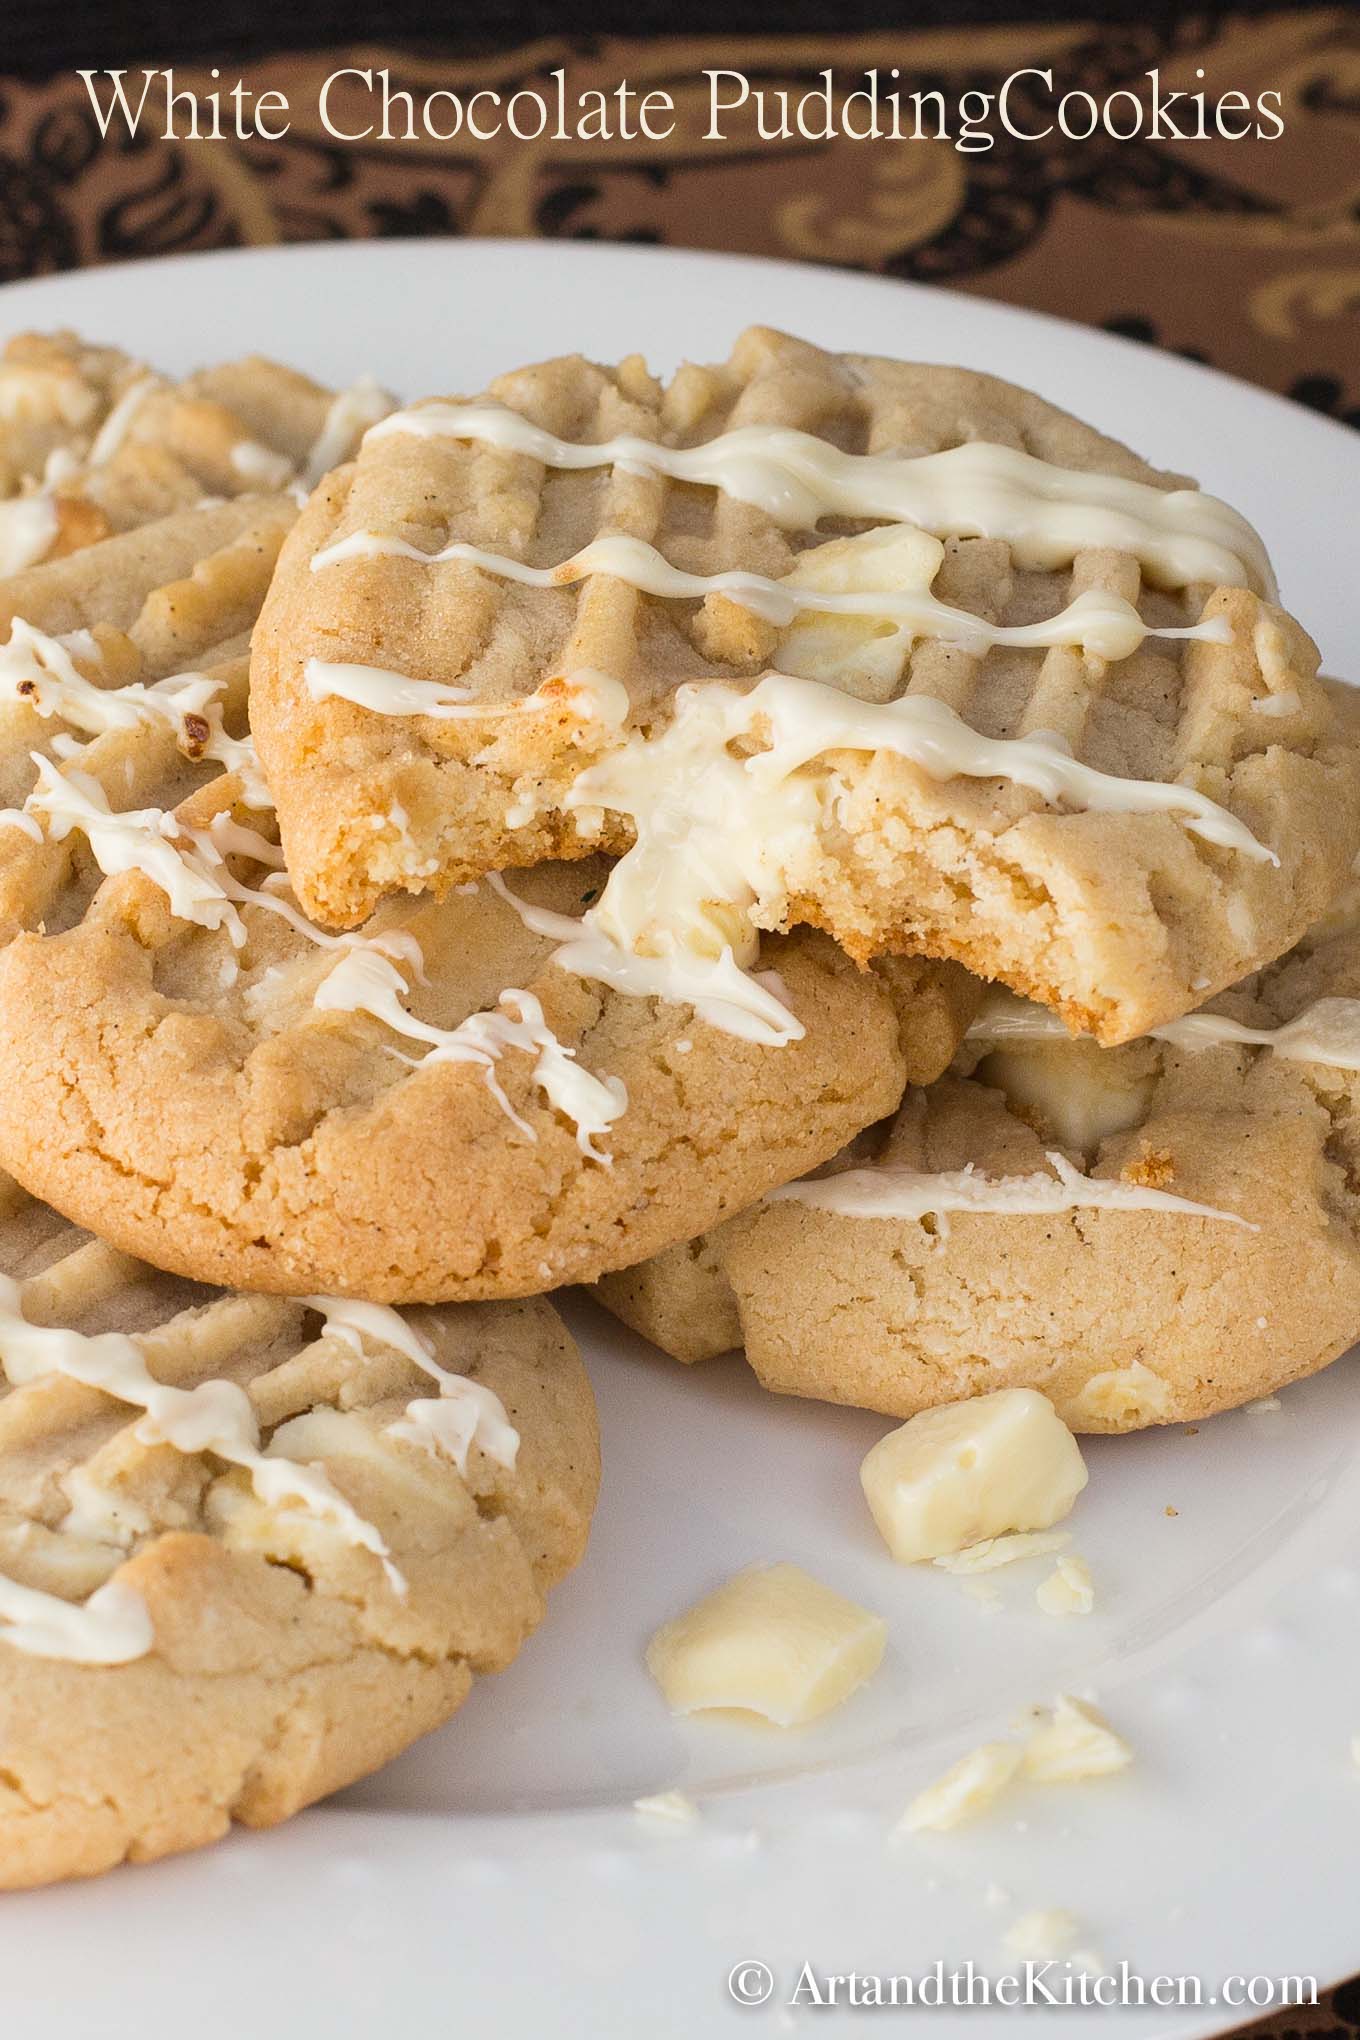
{"left": 0, "top": 12, "right": 1357, "bottom": 423}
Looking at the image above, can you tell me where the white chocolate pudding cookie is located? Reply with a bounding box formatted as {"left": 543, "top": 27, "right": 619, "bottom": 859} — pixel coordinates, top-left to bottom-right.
{"left": 596, "top": 909, "right": 1360, "bottom": 1428}
{"left": 0, "top": 328, "right": 391, "bottom": 574}
{"left": 0, "top": 770, "right": 969, "bottom": 1300}
{"left": 0, "top": 1173, "right": 598, "bottom": 1889}
{"left": 251, "top": 324, "right": 1360, "bottom": 1043}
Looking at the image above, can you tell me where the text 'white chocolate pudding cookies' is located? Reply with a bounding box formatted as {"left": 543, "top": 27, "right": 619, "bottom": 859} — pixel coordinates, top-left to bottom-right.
{"left": 252, "top": 325, "right": 1360, "bottom": 1045}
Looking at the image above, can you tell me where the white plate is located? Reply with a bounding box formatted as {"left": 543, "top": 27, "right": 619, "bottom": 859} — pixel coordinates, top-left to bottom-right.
{"left": 1, "top": 242, "right": 1358, "bottom": 2040}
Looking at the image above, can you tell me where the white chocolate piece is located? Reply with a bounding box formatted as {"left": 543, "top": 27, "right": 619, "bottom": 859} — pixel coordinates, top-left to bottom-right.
{"left": 1056, "top": 1362, "right": 1173, "bottom": 1429}
{"left": 368, "top": 403, "right": 1274, "bottom": 594}
{"left": 900, "top": 1742, "right": 1023, "bottom": 1833}
{"left": 1023, "top": 1695, "right": 1133, "bottom": 1782}
{"left": 632, "top": 1790, "right": 700, "bottom": 1825}
{"left": 645, "top": 1563, "right": 886, "bottom": 1726}
{"left": 976, "top": 1046, "right": 1155, "bottom": 1158}
{"left": 860, "top": 1388, "right": 1088, "bottom": 1565}
{"left": 1036, "top": 1554, "right": 1095, "bottom": 1617}
{"left": 932, "top": 1530, "right": 1071, "bottom": 1574}
{"left": 1003, "top": 1910, "right": 1081, "bottom": 1960}
{"left": 0, "top": 364, "right": 98, "bottom": 428}
{"left": 0, "top": 494, "right": 60, "bottom": 575}
{"left": 230, "top": 439, "right": 296, "bottom": 490}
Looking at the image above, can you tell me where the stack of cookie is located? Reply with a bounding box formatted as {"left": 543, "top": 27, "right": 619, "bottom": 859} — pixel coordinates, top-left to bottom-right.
{"left": 1, "top": 322, "right": 1357, "bottom": 1884}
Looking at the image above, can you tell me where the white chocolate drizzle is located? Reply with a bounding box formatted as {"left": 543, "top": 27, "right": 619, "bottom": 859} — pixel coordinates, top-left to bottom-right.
{"left": 302, "top": 374, "right": 396, "bottom": 488}
{"left": 969, "top": 988, "right": 1360, "bottom": 1070}
{"left": 0, "top": 1573, "right": 153, "bottom": 1664}
{"left": 0, "top": 493, "right": 60, "bottom": 576}
{"left": 310, "top": 526, "right": 1234, "bottom": 665}
{"left": 303, "top": 655, "right": 629, "bottom": 730}
{"left": 0, "top": 618, "right": 272, "bottom": 806}
{"left": 769, "top": 1150, "right": 1254, "bottom": 1232}
{"left": 305, "top": 1296, "right": 519, "bottom": 1473}
{"left": 487, "top": 874, "right": 804, "bottom": 1046}
{"left": 26, "top": 761, "right": 252, "bottom": 939}
{"left": 486, "top": 668, "right": 1271, "bottom": 1044}
{"left": 313, "top": 949, "right": 626, "bottom": 1161}
{"left": 0, "top": 1274, "right": 403, "bottom": 1658}
{"left": 85, "top": 373, "right": 163, "bottom": 469}
{"left": 367, "top": 402, "right": 1274, "bottom": 595}
{"left": 4, "top": 768, "right": 623, "bottom": 1153}
{"left": 230, "top": 439, "right": 295, "bottom": 490}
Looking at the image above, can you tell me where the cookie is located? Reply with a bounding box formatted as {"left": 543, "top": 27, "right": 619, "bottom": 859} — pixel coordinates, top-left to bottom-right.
{"left": 0, "top": 493, "right": 296, "bottom": 944}
{"left": 0, "top": 328, "right": 390, "bottom": 576}
{"left": 250, "top": 323, "right": 1359, "bottom": 1044}
{"left": 0, "top": 757, "right": 970, "bottom": 1299}
{"left": 596, "top": 908, "right": 1360, "bottom": 1429}
{"left": 0, "top": 1169, "right": 598, "bottom": 1888}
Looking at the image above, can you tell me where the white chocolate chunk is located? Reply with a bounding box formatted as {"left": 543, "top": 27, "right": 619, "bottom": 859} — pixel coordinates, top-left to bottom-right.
{"left": 645, "top": 1563, "right": 886, "bottom": 1726}
{"left": 1036, "top": 1554, "right": 1095, "bottom": 1617}
{"left": 633, "top": 1790, "right": 700, "bottom": 1825}
{"left": 977, "top": 1045, "right": 1155, "bottom": 1159}
{"left": 1057, "top": 1362, "right": 1173, "bottom": 1429}
{"left": 933, "top": 1530, "right": 1071, "bottom": 1574}
{"left": 1023, "top": 1696, "right": 1132, "bottom": 1783}
{"left": 860, "top": 1389, "right": 1088, "bottom": 1565}
{"left": 1003, "top": 1909, "right": 1080, "bottom": 1960}
{"left": 900, "top": 1742, "right": 1022, "bottom": 1833}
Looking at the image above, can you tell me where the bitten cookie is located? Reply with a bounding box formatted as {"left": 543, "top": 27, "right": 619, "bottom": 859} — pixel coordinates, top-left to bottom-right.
{"left": 0, "top": 766, "right": 969, "bottom": 1300}
{"left": 0, "top": 1170, "right": 598, "bottom": 1889}
{"left": 251, "top": 324, "right": 1360, "bottom": 1043}
{"left": 597, "top": 904, "right": 1360, "bottom": 1430}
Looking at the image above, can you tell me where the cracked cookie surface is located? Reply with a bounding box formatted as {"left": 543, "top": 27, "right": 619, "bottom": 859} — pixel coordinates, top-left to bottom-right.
{"left": 252, "top": 324, "right": 1360, "bottom": 1042}
{"left": 0, "top": 1176, "right": 599, "bottom": 1889}
{"left": 597, "top": 907, "right": 1360, "bottom": 1429}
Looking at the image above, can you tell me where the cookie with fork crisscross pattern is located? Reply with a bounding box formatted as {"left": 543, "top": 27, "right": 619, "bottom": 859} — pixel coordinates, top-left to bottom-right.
{"left": 251, "top": 324, "right": 1360, "bottom": 1044}
{"left": 0, "top": 492, "right": 296, "bottom": 944}
{"left": 0, "top": 760, "right": 971, "bottom": 1301}
{"left": 0, "top": 1169, "right": 598, "bottom": 1889}
{"left": 0, "top": 328, "right": 390, "bottom": 575}
{"left": 596, "top": 904, "right": 1360, "bottom": 1429}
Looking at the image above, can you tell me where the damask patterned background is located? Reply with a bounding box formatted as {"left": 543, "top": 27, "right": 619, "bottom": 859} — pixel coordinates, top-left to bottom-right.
{"left": 0, "top": 10, "right": 1358, "bottom": 2030}
{"left": 0, "top": 12, "right": 1356, "bottom": 425}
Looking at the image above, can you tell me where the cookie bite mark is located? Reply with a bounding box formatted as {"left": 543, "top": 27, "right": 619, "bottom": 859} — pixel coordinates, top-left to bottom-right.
{"left": 252, "top": 329, "right": 1358, "bottom": 1045}
{"left": 0, "top": 773, "right": 931, "bottom": 1300}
